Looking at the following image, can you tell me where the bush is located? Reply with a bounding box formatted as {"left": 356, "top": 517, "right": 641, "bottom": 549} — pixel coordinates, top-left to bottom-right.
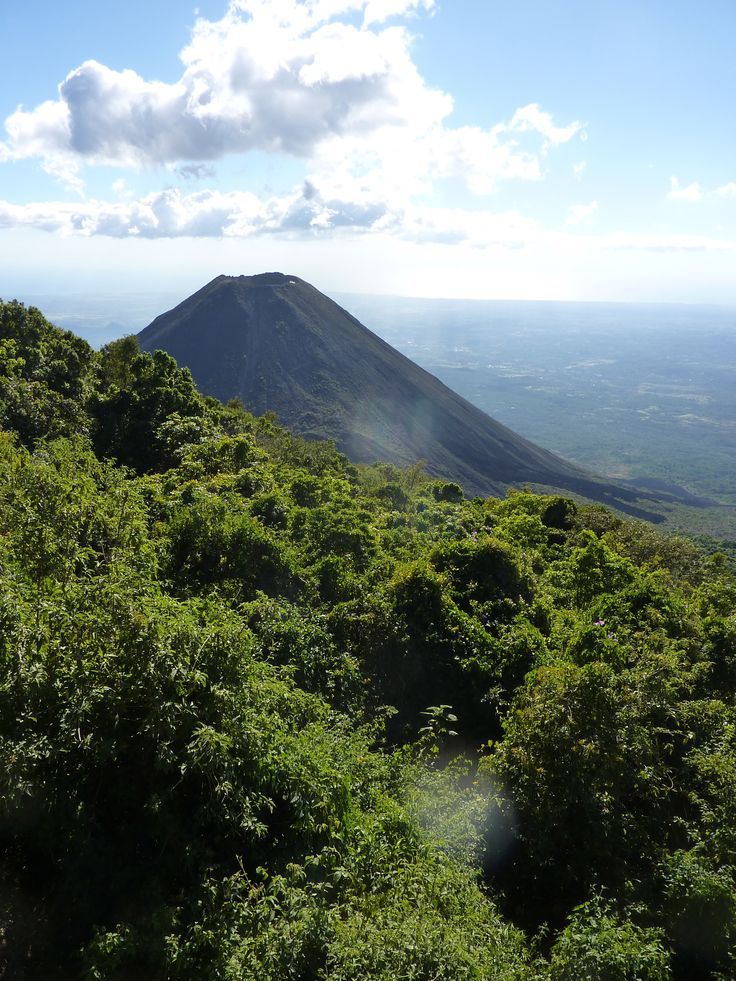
{"left": 549, "top": 898, "right": 671, "bottom": 980}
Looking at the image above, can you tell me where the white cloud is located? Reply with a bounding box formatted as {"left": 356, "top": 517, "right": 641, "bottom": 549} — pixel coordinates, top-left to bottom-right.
{"left": 227, "top": 0, "right": 435, "bottom": 29}
{"left": 668, "top": 176, "right": 702, "bottom": 202}
{"left": 301, "top": 96, "right": 582, "bottom": 217}
{"left": 401, "top": 123, "right": 543, "bottom": 196}
{"left": 0, "top": 185, "right": 543, "bottom": 247}
{"left": 573, "top": 160, "right": 587, "bottom": 181}
{"left": 362, "top": 0, "right": 435, "bottom": 25}
{"left": 0, "top": 0, "right": 580, "bottom": 211}
{"left": 7, "top": 186, "right": 732, "bottom": 258}
{"left": 666, "top": 177, "right": 736, "bottom": 201}
{"left": 501, "top": 103, "right": 584, "bottom": 148}
{"left": 0, "top": 185, "right": 389, "bottom": 239}
{"left": 566, "top": 200, "right": 597, "bottom": 225}
{"left": 0, "top": 0, "right": 588, "bottom": 258}
{"left": 1, "top": 2, "right": 449, "bottom": 173}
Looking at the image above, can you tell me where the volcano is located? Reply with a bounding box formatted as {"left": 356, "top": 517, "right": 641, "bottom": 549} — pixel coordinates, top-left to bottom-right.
{"left": 138, "top": 273, "right": 663, "bottom": 516}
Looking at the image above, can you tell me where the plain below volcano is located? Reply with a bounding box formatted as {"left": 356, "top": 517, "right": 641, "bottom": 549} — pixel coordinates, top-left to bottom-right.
{"left": 138, "top": 273, "right": 669, "bottom": 519}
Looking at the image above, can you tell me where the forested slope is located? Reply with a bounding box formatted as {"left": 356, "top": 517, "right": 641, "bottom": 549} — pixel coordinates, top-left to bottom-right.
{"left": 1, "top": 299, "right": 736, "bottom": 979}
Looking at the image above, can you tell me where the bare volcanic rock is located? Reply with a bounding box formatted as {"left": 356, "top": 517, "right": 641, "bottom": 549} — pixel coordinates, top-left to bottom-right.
{"left": 138, "top": 273, "right": 661, "bottom": 514}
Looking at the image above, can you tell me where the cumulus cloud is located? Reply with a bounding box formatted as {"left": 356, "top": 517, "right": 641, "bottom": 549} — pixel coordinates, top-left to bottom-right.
{"left": 666, "top": 177, "right": 736, "bottom": 201}
{"left": 500, "top": 103, "right": 584, "bottom": 148}
{"left": 0, "top": 0, "right": 580, "bottom": 204}
{"left": 0, "top": 190, "right": 253, "bottom": 238}
{"left": 301, "top": 97, "right": 582, "bottom": 216}
{"left": 425, "top": 122, "right": 545, "bottom": 193}
{"left": 227, "top": 0, "right": 435, "bottom": 29}
{"left": 3, "top": 186, "right": 735, "bottom": 259}
{"left": 362, "top": 0, "right": 435, "bottom": 24}
{"left": 0, "top": 184, "right": 543, "bottom": 248}
{"left": 0, "top": 185, "right": 392, "bottom": 239}
{"left": 1, "top": 0, "right": 449, "bottom": 172}
{"left": 0, "top": 0, "right": 588, "bottom": 248}
{"left": 668, "top": 176, "right": 702, "bottom": 202}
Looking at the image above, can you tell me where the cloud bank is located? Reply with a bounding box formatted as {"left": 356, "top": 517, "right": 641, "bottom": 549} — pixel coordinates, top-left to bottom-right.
{"left": 0, "top": 185, "right": 527, "bottom": 243}
{"left": 2, "top": 184, "right": 733, "bottom": 259}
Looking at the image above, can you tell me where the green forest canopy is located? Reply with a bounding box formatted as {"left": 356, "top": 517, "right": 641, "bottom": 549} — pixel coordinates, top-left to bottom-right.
{"left": 1, "top": 299, "right": 736, "bottom": 979}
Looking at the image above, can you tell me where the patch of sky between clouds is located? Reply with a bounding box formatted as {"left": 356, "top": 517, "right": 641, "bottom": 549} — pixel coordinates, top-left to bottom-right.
{"left": 210, "top": 152, "right": 307, "bottom": 197}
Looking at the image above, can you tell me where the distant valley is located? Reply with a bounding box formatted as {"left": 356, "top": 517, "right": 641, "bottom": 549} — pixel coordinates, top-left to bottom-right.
{"left": 338, "top": 294, "right": 736, "bottom": 539}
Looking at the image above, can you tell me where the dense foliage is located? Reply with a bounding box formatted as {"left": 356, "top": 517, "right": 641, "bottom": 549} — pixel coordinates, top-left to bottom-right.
{"left": 1, "top": 299, "right": 736, "bottom": 979}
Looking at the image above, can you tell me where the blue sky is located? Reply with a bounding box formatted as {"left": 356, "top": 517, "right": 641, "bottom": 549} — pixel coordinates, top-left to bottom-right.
{"left": 1, "top": 0, "right": 735, "bottom": 303}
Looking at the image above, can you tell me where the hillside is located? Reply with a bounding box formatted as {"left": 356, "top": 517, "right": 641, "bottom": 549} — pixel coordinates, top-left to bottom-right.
{"left": 139, "top": 273, "right": 668, "bottom": 520}
{"left": 2, "top": 297, "right": 736, "bottom": 978}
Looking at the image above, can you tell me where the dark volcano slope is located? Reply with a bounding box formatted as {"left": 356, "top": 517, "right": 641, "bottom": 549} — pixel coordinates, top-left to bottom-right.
{"left": 139, "top": 273, "right": 662, "bottom": 516}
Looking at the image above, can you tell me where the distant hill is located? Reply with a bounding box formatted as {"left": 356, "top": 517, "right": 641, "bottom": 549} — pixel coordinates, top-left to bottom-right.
{"left": 139, "top": 273, "right": 666, "bottom": 517}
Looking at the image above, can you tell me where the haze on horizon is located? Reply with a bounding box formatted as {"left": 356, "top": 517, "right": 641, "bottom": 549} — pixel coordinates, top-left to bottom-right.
{"left": 1, "top": 0, "right": 735, "bottom": 305}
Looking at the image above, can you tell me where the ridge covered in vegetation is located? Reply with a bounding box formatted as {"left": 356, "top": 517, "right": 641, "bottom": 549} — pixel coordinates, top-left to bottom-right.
{"left": 1, "top": 298, "right": 736, "bottom": 979}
